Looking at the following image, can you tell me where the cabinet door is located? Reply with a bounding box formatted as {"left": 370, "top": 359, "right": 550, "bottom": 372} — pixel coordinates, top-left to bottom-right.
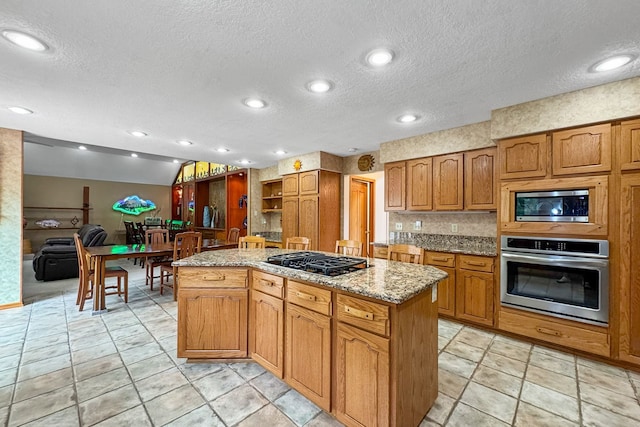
{"left": 619, "top": 175, "right": 640, "bottom": 364}
{"left": 455, "top": 270, "right": 494, "bottom": 326}
{"left": 249, "top": 290, "right": 284, "bottom": 377}
{"left": 384, "top": 161, "right": 406, "bottom": 211}
{"left": 282, "top": 174, "right": 299, "bottom": 196}
{"left": 499, "top": 133, "right": 548, "bottom": 179}
{"left": 406, "top": 158, "right": 433, "bottom": 210}
{"left": 621, "top": 118, "right": 640, "bottom": 171}
{"left": 552, "top": 123, "right": 611, "bottom": 175}
{"left": 298, "top": 196, "right": 319, "bottom": 250}
{"left": 335, "top": 323, "right": 389, "bottom": 427}
{"left": 281, "top": 197, "right": 299, "bottom": 246}
{"left": 433, "top": 153, "right": 464, "bottom": 210}
{"left": 299, "top": 170, "right": 320, "bottom": 195}
{"left": 464, "top": 147, "right": 497, "bottom": 210}
{"left": 285, "top": 303, "right": 332, "bottom": 411}
{"left": 177, "top": 288, "right": 248, "bottom": 358}
{"left": 436, "top": 267, "right": 456, "bottom": 317}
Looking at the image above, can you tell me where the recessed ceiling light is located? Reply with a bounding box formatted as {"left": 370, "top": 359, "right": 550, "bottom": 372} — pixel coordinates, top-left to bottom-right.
{"left": 306, "top": 79, "right": 333, "bottom": 93}
{"left": 1, "top": 29, "right": 48, "bottom": 52}
{"left": 177, "top": 140, "right": 193, "bottom": 146}
{"left": 216, "top": 147, "right": 230, "bottom": 153}
{"left": 591, "top": 54, "right": 636, "bottom": 72}
{"left": 397, "top": 114, "right": 419, "bottom": 123}
{"left": 275, "top": 150, "right": 287, "bottom": 155}
{"left": 239, "top": 159, "right": 251, "bottom": 165}
{"left": 128, "top": 130, "right": 147, "bottom": 137}
{"left": 348, "top": 148, "right": 358, "bottom": 153}
{"left": 173, "top": 159, "right": 179, "bottom": 164}
{"left": 365, "top": 48, "right": 394, "bottom": 67}
{"left": 78, "top": 145, "right": 87, "bottom": 151}
{"left": 243, "top": 98, "right": 267, "bottom": 109}
{"left": 131, "top": 153, "right": 138, "bottom": 158}
{"left": 8, "top": 106, "right": 33, "bottom": 114}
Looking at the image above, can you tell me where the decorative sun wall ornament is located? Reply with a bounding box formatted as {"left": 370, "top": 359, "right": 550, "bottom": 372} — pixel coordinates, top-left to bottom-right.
{"left": 357, "top": 154, "right": 375, "bottom": 171}
{"left": 112, "top": 195, "right": 157, "bottom": 216}
{"left": 293, "top": 159, "right": 302, "bottom": 171}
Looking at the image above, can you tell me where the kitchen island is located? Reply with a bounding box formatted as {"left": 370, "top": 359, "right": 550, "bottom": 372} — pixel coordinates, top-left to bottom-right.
{"left": 174, "top": 248, "right": 447, "bottom": 427}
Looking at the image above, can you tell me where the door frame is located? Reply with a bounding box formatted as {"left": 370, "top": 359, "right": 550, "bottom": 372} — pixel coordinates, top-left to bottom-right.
{"left": 349, "top": 176, "right": 375, "bottom": 257}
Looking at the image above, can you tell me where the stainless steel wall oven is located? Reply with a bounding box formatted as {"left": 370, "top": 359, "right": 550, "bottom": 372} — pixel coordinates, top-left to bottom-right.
{"left": 500, "top": 235, "right": 609, "bottom": 325}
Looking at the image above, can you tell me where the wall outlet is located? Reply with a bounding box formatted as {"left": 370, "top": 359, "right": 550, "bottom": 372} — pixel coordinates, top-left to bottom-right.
{"left": 451, "top": 223, "right": 458, "bottom": 233}
{"left": 395, "top": 223, "right": 403, "bottom": 230}
{"left": 414, "top": 220, "right": 422, "bottom": 231}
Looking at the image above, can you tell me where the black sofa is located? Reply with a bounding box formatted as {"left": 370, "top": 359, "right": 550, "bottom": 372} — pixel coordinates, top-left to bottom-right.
{"left": 32, "top": 224, "right": 108, "bottom": 281}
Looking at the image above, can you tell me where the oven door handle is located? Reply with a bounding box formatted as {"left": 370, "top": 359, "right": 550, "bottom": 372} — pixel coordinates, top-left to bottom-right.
{"left": 500, "top": 251, "right": 609, "bottom": 269}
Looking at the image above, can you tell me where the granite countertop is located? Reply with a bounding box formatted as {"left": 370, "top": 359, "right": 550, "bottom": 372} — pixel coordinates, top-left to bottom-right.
{"left": 378, "top": 233, "right": 497, "bottom": 257}
{"left": 174, "top": 248, "right": 448, "bottom": 304}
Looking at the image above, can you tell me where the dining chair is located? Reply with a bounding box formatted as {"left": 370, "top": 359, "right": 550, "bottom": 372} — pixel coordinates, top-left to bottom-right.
{"left": 74, "top": 233, "right": 128, "bottom": 311}
{"left": 335, "top": 239, "right": 363, "bottom": 256}
{"left": 285, "top": 236, "right": 311, "bottom": 250}
{"left": 387, "top": 244, "right": 424, "bottom": 264}
{"left": 238, "top": 236, "right": 266, "bottom": 249}
{"left": 160, "top": 231, "right": 202, "bottom": 300}
{"left": 145, "top": 228, "right": 171, "bottom": 290}
{"left": 227, "top": 227, "right": 240, "bottom": 244}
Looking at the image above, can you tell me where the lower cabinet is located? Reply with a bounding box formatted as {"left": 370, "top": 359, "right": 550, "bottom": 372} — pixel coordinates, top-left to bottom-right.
{"left": 456, "top": 268, "right": 494, "bottom": 327}
{"left": 335, "top": 323, "right": 389, "bottom": 427}
{"left": 249, "top": 290, "right": 284, "bottom": 377}
{"left": 285, "top": 303, "right": 332, "bottom": 411}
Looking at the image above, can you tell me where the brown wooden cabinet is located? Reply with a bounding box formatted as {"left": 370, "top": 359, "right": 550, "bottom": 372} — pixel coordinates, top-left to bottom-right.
{"left": 282, "top": 174, "right": 299, "bottom": 196}
{"left": 406, "top": 158, "right": 433, "bottom": 210}
{"left": 426, "top": 252, "right": 456, "bottom": 317}
{"left": 281, "top": 197, "right": 299, "bottom": 240}
{"left": 177, "top": 267, "right": 249, "bottom": 358}
{"left": 384, "top": 161, "right": 406, "bottom": 211}
{"left": 618, "top": 174, "right": 640, "bottom": 364}
{"left": 261, "top": 179, "right": 283, "bottom": 213}
{"left": 433, "top": 153, "right": 464, "bottom": 210}
{"left": 250, "top": 290, "right": 284, "bottom": 377}
{"left": 499, "top": 133, "right": 548, "bottom": 180}
{"left": 298, "top": 195, "right": 319, "bottom": 250}
{"left": 621, "top": 118, "right": 640, "bottom": 171}
{"left": 299, "top": 170, "right": 320, "bottom": 195}
{"left": 454, "top": 255, "right": 494, "bottom": 327}
{"left": 552, "top": 123, "right": 611, "bottom": 176}
{"left": 464, "top": 147, "right": 497, "bottom": 210}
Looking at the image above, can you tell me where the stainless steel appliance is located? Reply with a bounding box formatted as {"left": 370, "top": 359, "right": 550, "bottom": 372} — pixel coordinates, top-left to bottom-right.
{"left": 266, "top": 252, "right": 368, "bottom": 276}
{"left": 500, "top": 235, "right": 609, "bottom": 325}
{"left": 515, "top": 189, "right": 589, "bottom": 222}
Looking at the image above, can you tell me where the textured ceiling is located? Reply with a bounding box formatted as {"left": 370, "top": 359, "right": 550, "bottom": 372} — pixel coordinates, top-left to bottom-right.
{"left": 2, "top": 1, "right": 640, "bottom": 177}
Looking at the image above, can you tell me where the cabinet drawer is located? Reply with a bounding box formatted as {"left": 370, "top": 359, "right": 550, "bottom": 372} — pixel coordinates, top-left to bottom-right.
{"left": 252, "top": 271, "right": 285, "bottom": 298}
{"left": 373, "top": 246, "right": 388, "bottom": 259}
{"left": 458, "top": 255, "right": 494, "bottom": 273}
{"left": 499, "top": 309, "right": 609, "bottom": 357}
{"left": 287, "top": 281, "right": 332, "bottom": 316}
{"left": 178, "top": 267, "right": 248, "bottom": 289}
{"left": 426, "top": 251, "right": 455, "bottom": 267}
{"left": 337, "top": 294, "right": 390, "bottom": 337}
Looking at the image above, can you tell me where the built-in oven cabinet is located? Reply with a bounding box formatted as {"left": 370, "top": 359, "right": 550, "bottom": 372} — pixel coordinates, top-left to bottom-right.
{"left": 500, "top": 175, "right": 608, "bottom": 236}
{"left": 499, "top": 133, "right": 549, "bottom": 180}
{"left": 551, "top": 123, "right": 612, "bottom": 176}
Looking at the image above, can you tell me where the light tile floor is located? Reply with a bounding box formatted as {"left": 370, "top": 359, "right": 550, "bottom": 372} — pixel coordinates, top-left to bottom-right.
{"left": 2, "top": 259, "right": 639, "bottom": 426}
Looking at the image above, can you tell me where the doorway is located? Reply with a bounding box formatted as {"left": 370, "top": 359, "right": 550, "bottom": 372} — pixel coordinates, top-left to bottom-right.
{"left": 349, "top": 177, "right": 375, "bottom": 257}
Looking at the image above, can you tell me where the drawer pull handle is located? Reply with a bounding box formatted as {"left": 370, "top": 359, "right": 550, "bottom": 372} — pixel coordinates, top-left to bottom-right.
{"left": 260, "top": 279, "right": 274, "bottom": 287}
{"left": 295, "top": 291, "right": 316, "bottom": 301}
{"left": 536, "top": 327, "right": 562, "bottom": 337}
{"left": 203, "top": 274, "right": 225, "bottom": 281}
{"left": 466, "top": 261, "right": 487, "bottom": 267}
{"left": 345, "top": 305, "right": 374, "bottom": 320}
{"left": 432, "top": 257, "right": 449, "bottom": 262}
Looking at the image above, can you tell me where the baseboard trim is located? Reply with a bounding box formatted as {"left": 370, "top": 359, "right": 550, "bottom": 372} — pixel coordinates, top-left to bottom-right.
{"left": 0, "top": 301, "right": 23, "bottom": 310}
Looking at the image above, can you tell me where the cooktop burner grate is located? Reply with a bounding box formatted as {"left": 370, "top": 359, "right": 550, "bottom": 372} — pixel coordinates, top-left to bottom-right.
{"left": 266, "top": 252, "right": 368, "bottom": 276}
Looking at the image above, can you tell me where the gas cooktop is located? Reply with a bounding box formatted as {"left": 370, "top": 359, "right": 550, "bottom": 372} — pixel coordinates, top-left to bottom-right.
{"left": 266, "top": 251, "right": 368, "bottom": 276}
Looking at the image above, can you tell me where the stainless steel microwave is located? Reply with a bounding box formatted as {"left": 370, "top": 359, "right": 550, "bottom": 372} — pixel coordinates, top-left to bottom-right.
{"left": 515, "top": 190, "right": 589, "bottom": 222}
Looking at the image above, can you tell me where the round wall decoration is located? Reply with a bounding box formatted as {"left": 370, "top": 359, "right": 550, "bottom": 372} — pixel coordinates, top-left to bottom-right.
{"left": 293, "top": 159, "right": 302, "bottom": 171}
{"left": 357, "top": 154, "right": 375, "bottom": 171}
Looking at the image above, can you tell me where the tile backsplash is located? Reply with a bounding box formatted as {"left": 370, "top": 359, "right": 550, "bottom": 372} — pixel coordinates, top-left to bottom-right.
{"left": 388, "top": 211, "right": 497, "bottom": 239}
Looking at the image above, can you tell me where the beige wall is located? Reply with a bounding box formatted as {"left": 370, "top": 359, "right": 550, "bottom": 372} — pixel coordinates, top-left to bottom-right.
{"left": 24, "top": 175, "right": 171, "bottom": 248}
{"left": 0, "top": 128, "right": 23, "bottom": 307}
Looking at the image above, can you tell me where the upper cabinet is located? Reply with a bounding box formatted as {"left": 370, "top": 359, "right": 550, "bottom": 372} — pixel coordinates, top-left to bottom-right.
{"left": 406, "top": 158, "right": 433, "bottom": 210}
{"left": 499, "top": 133, "right": 548, "bottom": 180}
{"left": 433, "top": 153, "right": 464, "bottom": 211}
{"left": 621, "top": 118, "right": 640, "bottom": 172}
{"left": 384, "top": 161, "right": 406, "bottom": 211}
{"left": 465, "top": 147, "right": 497, "bottom": 210}
{"left": 299, "top": 170, "right": 320, "bottom": 195}
{"left": 282, "top": 174, "right": 299, "bottom": 197}
{"left": 552, "top": 123, "right": 611, "bottom": 176}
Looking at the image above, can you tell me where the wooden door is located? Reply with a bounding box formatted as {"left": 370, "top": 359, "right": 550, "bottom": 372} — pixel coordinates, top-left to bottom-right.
{"left": 349, "top": 178, "right": 374, "bottom": 258}
{"left": 406, "top": 157, "right": 433, "bottom": 210}
{"left": 282, "top": 174, "right": 299, "bottom": 196}
{"left": 433, "top": 153, "right": 464, "bottom": 210}
{"left": 436, "top": 267, "right": 456, "bottom": 317}
{"left": 455, "top": 270, "right": 494, "bottom": 326}
{"left": 285, "top": 303, "right": 332, "bottom": 411}
{"left": 619, "top": 174, "right": 640, "bottom": 364}
{"left": 464, "top": 147, "right": 497, "bottom": 210}
{"left": 177, "top": 288, "right": 248, "bottom": 358}
{"left": 499, "top": 133, "right": 548, "bottom": 179}
{"left": 249, "top": 290, "right": 284, "bottom": 377}
{"left": 335, "top": 323, "right": 390, "bottom": 427}
{"left": 621, "top": 118, "right": 640, "bottom": 171}
{"left": 281, "top": 197, "right": 299, "bottom": 247}
{"left": 384, "top": 161, "right": 405, "bottom": 211}
{"left": 552, "top": 123, "right": 611, "bottom": 175}
{"left": 298, "top": 196, "right": 319, "bottom": 250}
{"left": 299, "top": 170, "right": 320, "bottom": 195}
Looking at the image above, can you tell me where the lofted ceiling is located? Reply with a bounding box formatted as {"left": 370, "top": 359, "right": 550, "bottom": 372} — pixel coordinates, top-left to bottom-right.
{"left": 2, "top": 1, "right": 640, "bottom": 184}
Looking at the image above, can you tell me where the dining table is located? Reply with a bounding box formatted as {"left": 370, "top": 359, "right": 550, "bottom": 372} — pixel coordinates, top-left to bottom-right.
{"left": 86, "top": 238, "right": 237, "bottom": 314}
